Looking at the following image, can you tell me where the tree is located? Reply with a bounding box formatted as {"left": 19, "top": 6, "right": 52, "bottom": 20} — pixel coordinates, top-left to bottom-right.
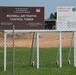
{"left": 49, "top": 12, "right": 57, "bottom": 19}
{"left": 50, "top": 13, "right": 54, "bottom": 19}
{"left": 54, "top": 12, "right": 57, "bottom": 19}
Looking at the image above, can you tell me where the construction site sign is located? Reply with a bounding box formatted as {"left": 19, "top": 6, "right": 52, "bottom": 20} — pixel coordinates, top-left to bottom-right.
{"left": 57, "top": 6, "right": 76, "bottom": 31}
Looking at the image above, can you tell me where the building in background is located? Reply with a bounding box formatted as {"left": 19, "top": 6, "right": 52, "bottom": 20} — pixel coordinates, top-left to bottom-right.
{"left": 45, "top": 19, "right": 56, "bottom": 30}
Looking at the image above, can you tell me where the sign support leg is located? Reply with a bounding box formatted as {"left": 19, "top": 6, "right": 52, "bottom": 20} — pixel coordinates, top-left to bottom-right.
{"left": 30, "top": 32, "right": 35, "bottom": 65}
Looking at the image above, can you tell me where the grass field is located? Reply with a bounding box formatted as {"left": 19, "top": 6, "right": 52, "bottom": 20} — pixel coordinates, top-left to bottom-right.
{"left": 0, "top": 47, "right": 76, "bottom": 75}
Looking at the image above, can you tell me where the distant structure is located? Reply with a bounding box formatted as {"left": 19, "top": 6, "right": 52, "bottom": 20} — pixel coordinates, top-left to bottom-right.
{"left": 45, "top": 19, "right": 56, "bottom": 30}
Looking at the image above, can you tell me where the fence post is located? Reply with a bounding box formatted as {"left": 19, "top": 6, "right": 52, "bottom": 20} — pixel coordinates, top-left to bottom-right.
{"left": 74, "top": 31, "right": 76, "bottom": 67}
{"left": 37, "top": 32, "right": 39, "bottom": 69}
{"left": 4, "top": 32, "right": 7, "bottom": 71}
{"left": 59, "top": 31, "right": 62, "bottom": 68}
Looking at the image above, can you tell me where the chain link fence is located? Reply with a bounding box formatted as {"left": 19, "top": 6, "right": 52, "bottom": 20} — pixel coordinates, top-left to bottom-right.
{"left": 0, "top": 31, "right": 75, "bottom": 75}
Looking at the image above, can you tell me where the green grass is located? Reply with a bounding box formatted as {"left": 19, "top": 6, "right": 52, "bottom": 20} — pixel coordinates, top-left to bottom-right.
{"left": 0, "top": 47, "right": 76, "bottom": 75}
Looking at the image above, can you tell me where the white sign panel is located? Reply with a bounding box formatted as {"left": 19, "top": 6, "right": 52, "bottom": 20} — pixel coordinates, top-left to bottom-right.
{"left": 57, "top": 6, "right": 76, "bottom": 31}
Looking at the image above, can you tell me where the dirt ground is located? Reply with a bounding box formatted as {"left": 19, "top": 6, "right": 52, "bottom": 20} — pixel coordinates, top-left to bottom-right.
{"left": 0, "top": 32, "right": 74, "bottom": 48}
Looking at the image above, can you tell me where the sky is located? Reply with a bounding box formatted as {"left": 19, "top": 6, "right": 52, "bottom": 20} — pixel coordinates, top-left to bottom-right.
{"left": 0, "top": 0, "right": 76, "bottom": 19}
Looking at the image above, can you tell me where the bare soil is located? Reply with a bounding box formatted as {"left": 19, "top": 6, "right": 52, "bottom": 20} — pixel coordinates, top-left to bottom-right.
{"left": 0, "top": 32, "right": 73, "bottom": 48}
